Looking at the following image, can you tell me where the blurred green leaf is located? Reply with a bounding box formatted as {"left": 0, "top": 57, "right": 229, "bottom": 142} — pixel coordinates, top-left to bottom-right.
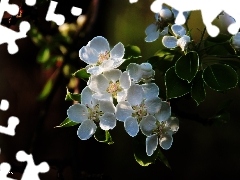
{"left": 204, "top": 41, "right": 230, "bottom": 55}
{"left": 203, "top": 64, "right": 238, "bottom": 91}
{"left": 133, "top": 133, "right": 159, "bottom": 166}
{"left": 154, "top": 49, "right": 175, "bottom": 61}
{"left": 37, "top": 47, "right": 50, "bottom": 63}
{"left": 175, "top": 51, "right": 199, "bottom": 82}
{"left": 191, "top": 71, "right": 206, "bottom": 105}
{"left": 165, "top": 67, "right": 191, "bottom": 99}
{"left": 65, "top": 88, "right": 81, "bottom": 101}
{"left": 94, "top": 127, "right": 114, "bottom": 145}
{"left": 148, "top": 56, "right": 174, "bottom": 74}
{"left": 37, "top": 79, "right": 53, "bottom": 100}
{"left": 124, "top": 45, "right": 141, "bottom": 60}
{"left": 55, "top": 117, "right": 79, "bottom": 128}
{"left": 73, "top": 68, "right": 90, "bottom": 80}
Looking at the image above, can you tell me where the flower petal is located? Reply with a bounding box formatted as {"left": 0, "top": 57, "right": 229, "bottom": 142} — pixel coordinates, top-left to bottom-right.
{"left": 155, "top": 101, "right": 171, "bottom": 122}
{"left": 142, "top": 83, "right": 159, "bottom": 99}
{"left": 67, "top": 104, "right": 88, "bottom": 123}
{"left": 127, "top": 63, "right": 142, "bottom": 82}
{"left": 100, "top": 112, "right": 116, "bottom": 130}
{"left": 79, "top": 46, "right": 98, "bottom": 64}
{"left": 145, "top": 97, "right": 162, "bottom": 114}
{"left": 146, "top": 134, "right": 158, "bottom": 156}
{"left": 81, "top": 86, "right": 94, "bottom": 107}
{"left": 77, "top": 120, "right": 97, "bottom": 140}
{"left": 103, "top": 69, "right": 121, "bottom": 82}
{"left": 99, "top": 100, "right": 115, "bottom": 114}
{"left": 145, "top": 24, "right": 159, "bottom": 42}
{"left": 110, "top": 42, "right": 125, "bottom": 59}
{"left": 117, "top": 90, "right": 127, "bottom": 102}
{"left": 171, "top": 24, "right": 186, "bottom": 37}
{"left": 100, "top": 59, "right": 114, "bottom": 71}
{"left": 88, "top": 74, "right": 109, "bottom": 93}
{"left": 160, "top": 8, "right": 172, "bottom": 20}
{"left": 116, "top": 101, "right": 133, "bottom": 121}
{"left": 124, "top": 117, "right": 139, "bottom": 137}
{"left": 162, "top": 36, "right": 177, "bottom": 48}
{"left": 177, "top": 35, "right": 190, "bottom": 51}
{"left": 166, "top": 117, "right": 179, "bottom": 132}
{"left": 140, "top": 115, "right": 157, "bottom": 136}
{"left": 119, "top": 71, "right": 131, "bottom": 89}
{"left": 92, "top": 93, "right": 112, "bottom": 102}
{"left": 89, "top": 36, "right": 110, "bottom": 54}
{"left": 127, "top": 84, "right": 144, "bottom": 106}
{"left": 159, "top": 26, "right": 169, "bottom": 36}
{"left": 159, "top": 134, "right": 173, "bottom": 150}
{"left": 86, "top": 66, "right": 102, "bottom": 76}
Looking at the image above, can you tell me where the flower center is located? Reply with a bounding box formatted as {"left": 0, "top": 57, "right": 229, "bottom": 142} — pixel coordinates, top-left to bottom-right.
{"left": 107, "top": 81, "right": 122, "bottom": 99}
{"left": 132, "top": 102, "right": 147, "bottom": 121}
{"left": 87, "top": 105, "right": 103, "bottom": 122}
{"left": 98, "top": 51, "right": 110, "bottom": 64}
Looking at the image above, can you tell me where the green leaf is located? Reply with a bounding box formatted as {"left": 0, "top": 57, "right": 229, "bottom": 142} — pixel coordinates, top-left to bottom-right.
{"left": 154, "top": 49, "right": 176, "bottom": 61}
{"left": 157, "top": 149, "right": 171, "bottom": 169}
{"left": 73, "top": 68, "right": 90, "bottom": 80}
{"left": 206, "top": 33, "right": 231, "bottom": 43}
{"left": 165, "top": 67, "right": 191, "bottom": 99}
{"left": 37, "top": 47, "right": 50, "bottom": 63}
{"left": 37, "top": 78, "right": 53, "bottom": 100}
{"left": 147, "top": 56, "right": 174, "bottom": 74}
{"left": 119, "top": 45, "right": 141, "bottom": 70}
{"left": 237, "top": 69, "right": 240, "bottom": 88}
{"left": 124, "top": 45, "right": 141, "bottom": 60}
{"left": 65, "top": 88, "right": 81, "bottom": 101}
{"left": 203, "top": 64, "right": 238, "bottom": 91}
{"left": 175, "top": 51, "right": 199, "bottom": 82}
{"left": 55, "top": 117, "right": 79, "bottom": 128}
{"left": 94, "top": 127, "right": 114, "bottom": 145}
{"left": 133, "top": 133, "right": 159, "bottom": 166}
{"left": 191, "top": 71, "right": 206, "bottom": 105}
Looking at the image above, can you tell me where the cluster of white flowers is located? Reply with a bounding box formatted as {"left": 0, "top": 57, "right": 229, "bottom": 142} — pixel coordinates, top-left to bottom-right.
{"left": 67, "top": 36, "right": 179, "bottom": 156}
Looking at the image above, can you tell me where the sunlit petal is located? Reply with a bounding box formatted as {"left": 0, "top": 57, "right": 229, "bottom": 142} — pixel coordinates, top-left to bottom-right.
{"left": 77, "top": 120, "right": 97, "bottom": 140}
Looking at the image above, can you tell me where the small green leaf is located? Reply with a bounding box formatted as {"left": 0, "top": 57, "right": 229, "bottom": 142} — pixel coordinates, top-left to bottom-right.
{"left": 124, "top": 45, "right": 141, "bottom": 60}
{"left": 65, "top": 88, "right": 81, "bottom": 101}
{"left": 133, "top": 133, "right": 159, "bottom": 166}
{"left": 165, "top": 67, "right": 191, "bottom": 99}
{"left": 154, "top": 49, "right": 175, "bottom": 61}
{"left": 73, "top": 68, "right": 90, "bottom": 80}
{"left": 191, "top": 71, "right": 206, "bottom": 105}
{"left": 175, "top": 51, "right": 199, "bottom": 82}
{"left": 55, "top": 117, "right": 79, "bottom": 128}
{"left": 157, "top": 149, "right": 171, "bottom": 169}
{"left": 37, "top": 79, "right": 53, "bottom": 100}
{"left": 37, "top": 47, "right": 50, "bottom": 63}
{"left": 203, "top": 64, "right": 238, "bottom": 91}
{"left": 147, "top": 56, "right": 174, "bottom": 74}
{"left": 94, "top": 127, "right": 114, "bottom": 145}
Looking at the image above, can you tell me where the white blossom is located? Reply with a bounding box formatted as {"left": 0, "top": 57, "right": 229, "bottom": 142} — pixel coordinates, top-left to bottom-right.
{"left": 67, "top": 86, "right": 116, "bottom": 140}
{"left": 116, "top": 84, "right": 162, "bottom": 137}
{"left": 162, "top": 24, "right": 191, "bottom": 51}
{"left": 127, "top": 63, "right": 155, "bottom": 83}
{"left": 79, "top": 36, "right": 125, "bottom": 75}
{"left": 145, "top": 5, "right": 174, "bottom": 42}
{"left": 88, "top": 69, "right": 131, "bottom": 102}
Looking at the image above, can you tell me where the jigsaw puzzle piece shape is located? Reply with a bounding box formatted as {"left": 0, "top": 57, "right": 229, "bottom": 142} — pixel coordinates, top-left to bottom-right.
{"left": 45, "top": 0, "right": 65, "bottom": 26}
{"left": 16, "top": 151, "right": 49, "bottom": 180}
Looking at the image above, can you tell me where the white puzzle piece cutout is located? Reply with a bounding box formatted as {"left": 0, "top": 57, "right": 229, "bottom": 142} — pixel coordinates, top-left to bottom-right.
{"left": 16, "top": 151, "right": 49, "bottom": 180}
{"left": 0, "top": 100, "right": 19, "bottom": 136}
{"left": 46, "top": 0, "right": 82, "bottom": 25}
{"left": 150, "top": 0, "right": 240, "bottom": 37}
{"left": 0, "top": 0, "right": 36, "bottom": 54}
